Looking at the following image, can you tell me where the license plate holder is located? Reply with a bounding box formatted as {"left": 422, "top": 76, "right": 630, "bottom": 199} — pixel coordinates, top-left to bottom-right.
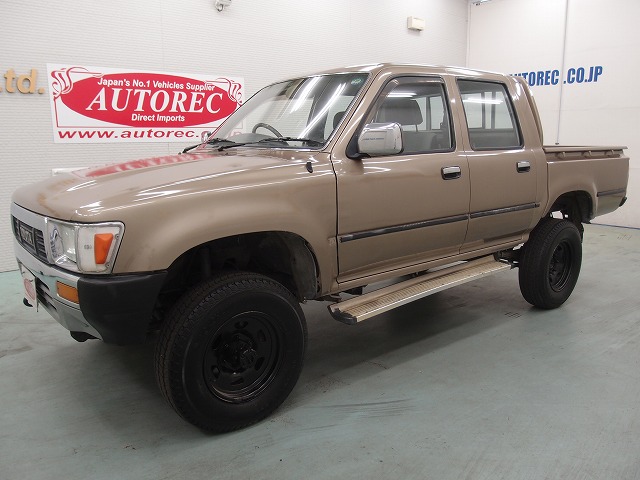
{"left": 20, "top": 264, "right": 39, "bottom": 310}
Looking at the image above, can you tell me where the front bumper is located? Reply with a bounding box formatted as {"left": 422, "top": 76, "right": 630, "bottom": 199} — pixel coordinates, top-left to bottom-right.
{"left": 12, "top": 203, "right": 167, "bottom": 345}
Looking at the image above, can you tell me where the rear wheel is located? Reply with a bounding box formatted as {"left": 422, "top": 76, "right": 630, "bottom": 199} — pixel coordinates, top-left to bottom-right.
{"left": 518, "top": 218, "right": 582, "bottom": 309}
{"left": 155, "top": 272, "right": 307, "bottom": 432}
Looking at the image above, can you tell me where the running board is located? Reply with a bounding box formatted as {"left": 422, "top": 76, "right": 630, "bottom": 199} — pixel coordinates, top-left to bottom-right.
{"left": 328, "top": 256, "right": 512, "bottom": 325}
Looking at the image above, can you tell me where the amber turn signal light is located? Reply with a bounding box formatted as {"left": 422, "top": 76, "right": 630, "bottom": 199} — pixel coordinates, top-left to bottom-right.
{"left": 94, "top": 233, "right": 114, "bottom": 265}
{"left": 56, "top": 281, "right": 79, "bottom": 304}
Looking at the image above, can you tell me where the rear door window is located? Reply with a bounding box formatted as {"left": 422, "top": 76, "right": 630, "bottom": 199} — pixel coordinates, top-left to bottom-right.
{"left": 458, "top": 80, "right": 522, "bottom": 150}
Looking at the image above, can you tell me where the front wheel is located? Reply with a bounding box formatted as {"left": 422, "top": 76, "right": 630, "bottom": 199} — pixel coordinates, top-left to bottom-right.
{"left": 518, "top": 218, "right": 582, "bottom": 309}
{"left": 155, "top": 272, "right": 307, "bottom": 432}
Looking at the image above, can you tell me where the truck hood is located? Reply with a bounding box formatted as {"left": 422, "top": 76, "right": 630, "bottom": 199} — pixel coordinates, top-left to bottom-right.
{"left": 12, "top": 149, "right": 321, "bottom": 221}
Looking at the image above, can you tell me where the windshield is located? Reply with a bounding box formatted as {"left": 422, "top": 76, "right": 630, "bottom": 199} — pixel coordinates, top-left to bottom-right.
{"left": 205, "top": 72, "right": 369, "bottom": 148}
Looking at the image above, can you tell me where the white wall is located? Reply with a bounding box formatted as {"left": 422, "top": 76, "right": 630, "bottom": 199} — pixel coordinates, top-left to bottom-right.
{"left": 468, "top": 0, "right": 639, "bottom": 228}
{"left": 0, "top": 0, "right": 469, "bottom": 272}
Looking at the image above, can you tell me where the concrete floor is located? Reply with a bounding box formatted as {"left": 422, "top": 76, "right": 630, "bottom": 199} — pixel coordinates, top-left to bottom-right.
{"left": 0, "top": 223, "right": 639, "bottom": 480}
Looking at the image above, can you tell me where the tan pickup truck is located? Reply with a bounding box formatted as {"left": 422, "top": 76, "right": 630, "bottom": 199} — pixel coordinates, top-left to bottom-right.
{"left": 11, "top": 64, "right": 629, "bottom": 431}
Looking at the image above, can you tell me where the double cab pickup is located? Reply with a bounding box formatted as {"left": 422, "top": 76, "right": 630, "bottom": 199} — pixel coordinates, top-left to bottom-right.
{"left": 11, "top": 64, "right": 629, "bottom": 431}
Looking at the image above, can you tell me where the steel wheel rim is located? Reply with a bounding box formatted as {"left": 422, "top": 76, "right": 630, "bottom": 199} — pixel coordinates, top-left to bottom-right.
{"left": 203, "top": 311, "right": 282, "bottom": 403}
{"left": 548, "top": 240, "right": 573, "bottom": 292}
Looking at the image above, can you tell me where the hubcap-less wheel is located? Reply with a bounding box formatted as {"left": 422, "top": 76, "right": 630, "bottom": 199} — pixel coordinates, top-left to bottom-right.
{"left": 155, "top": 272, "right": 307, "bottom": 432}
{"left": 518, "top": 218, "right": 582, "bottom": 309}
{"left": 203, "top": 312, "right": 282, "bottom": 402}
{"left": 548, "top": 241, "right": 573, "bottom": 292}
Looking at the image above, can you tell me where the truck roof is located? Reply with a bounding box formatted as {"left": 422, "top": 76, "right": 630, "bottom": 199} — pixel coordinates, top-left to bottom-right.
{"left": 305, "top": 63, "right": 508, "bottom": 79}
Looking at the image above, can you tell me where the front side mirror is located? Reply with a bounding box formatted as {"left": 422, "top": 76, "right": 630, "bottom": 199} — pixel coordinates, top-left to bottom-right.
{"left": 357, "top": 122, "right": 403, "bottom": 156}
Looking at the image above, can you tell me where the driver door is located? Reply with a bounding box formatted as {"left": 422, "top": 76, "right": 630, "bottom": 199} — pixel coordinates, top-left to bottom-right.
{"left": 334, "top": 77, "right": 470, "bottom": 282}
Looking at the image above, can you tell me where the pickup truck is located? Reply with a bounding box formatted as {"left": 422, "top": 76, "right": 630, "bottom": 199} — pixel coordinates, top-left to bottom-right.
{"left": 11, "top": 64, "right": 629, "bottom": 432}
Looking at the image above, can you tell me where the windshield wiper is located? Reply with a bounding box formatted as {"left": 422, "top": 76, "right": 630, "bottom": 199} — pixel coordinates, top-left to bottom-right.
{"left": 255, "top": 137, "right": 324, "bottom": 147}
{"left": 181, "top": 138, "right": 238, "bottom": 153}
{"left": 183, "top": 137, "right": 324, "bottom": 153}
{"left": 216, "top": 138, "right": 322, "bottom": 151}
{"left": 217, "top": 141, "right": 251, "bottom": 151}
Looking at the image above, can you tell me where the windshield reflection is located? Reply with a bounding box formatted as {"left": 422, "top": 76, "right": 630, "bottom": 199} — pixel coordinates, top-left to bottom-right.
{"left": 204, "top": 73, "right": 369, "bottom": 149}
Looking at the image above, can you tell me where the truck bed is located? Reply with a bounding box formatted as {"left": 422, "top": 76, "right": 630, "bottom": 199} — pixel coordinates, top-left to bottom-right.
{"left": 544, "top": 145, "right": 627, "bottom": 156}
{"left": 544, "top": 145, "right": 629, "bottom": 219}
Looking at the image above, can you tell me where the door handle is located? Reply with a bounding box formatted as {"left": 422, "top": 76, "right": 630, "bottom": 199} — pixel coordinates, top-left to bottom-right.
{"left": 517, "top": 161, "right": 531, "bottom": 173}
{"left": 442, "top": 166, "right": 461, "bottom": 180}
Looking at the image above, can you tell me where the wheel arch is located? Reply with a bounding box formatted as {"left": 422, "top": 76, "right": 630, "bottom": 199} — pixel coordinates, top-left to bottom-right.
{"left": 160, "top": 231, "right": 321, "bottom": 304}
{"left": 545, "top": 190, "right": 593, "bottom": 232}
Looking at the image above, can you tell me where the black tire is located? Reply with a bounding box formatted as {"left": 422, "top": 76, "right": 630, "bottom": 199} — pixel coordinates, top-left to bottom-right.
{"left": 155, "top": 272, "right": 307, "bottom": 432}
{"left": 518, "top": 217, "right": 582, "bottom": 309}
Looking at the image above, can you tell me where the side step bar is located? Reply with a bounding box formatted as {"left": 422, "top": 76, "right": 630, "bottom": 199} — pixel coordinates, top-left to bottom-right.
{"left": 328, "top": 256, "right": 512, "bottom": 325}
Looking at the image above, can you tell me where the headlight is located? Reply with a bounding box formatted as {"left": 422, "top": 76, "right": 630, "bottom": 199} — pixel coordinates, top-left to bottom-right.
{"left": 49, "top": 221, "right": 76, "bottom": 264}
{"left": 46, "top": 219, "right": 124, "bottom": 273}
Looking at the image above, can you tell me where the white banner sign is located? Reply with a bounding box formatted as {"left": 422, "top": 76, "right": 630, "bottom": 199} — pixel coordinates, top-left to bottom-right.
{"left": 47, "top": 64, "right": 243, "bottom": 143}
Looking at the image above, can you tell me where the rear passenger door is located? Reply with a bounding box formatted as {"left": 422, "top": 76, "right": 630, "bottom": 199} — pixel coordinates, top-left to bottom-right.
{"left": 456, "top": 79, "right": 537, "bottom": 252}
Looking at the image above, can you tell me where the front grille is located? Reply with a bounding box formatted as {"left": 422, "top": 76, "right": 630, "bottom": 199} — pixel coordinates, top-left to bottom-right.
{"left": 36, "top": 278, "right": 56, "bottom": 313}
{"left": 35, "top": 230, "right": 46, "bottom": 257}
{"left": 12, "top": 216, "right": 49, "bottom": 263}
